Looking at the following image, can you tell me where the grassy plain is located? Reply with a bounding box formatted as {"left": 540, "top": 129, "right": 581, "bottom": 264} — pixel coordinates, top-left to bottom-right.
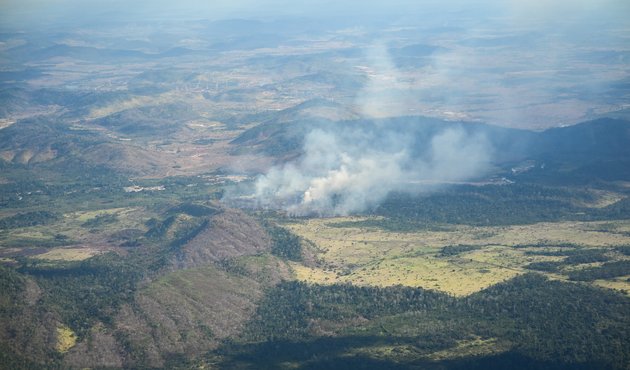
{"left": 0, "top": 206, "right": 152, "bottom": 260}
{"left": 338, "top": 336, "right": 508, "bottom": 365}
{"left": 35, "top": 247, "right": 102, "bottom": 261}
{"left": 426, "top": 337, "right": 508, "bottom": 361}
{"left": 286, "top": 217, "right": 630, "bottom": 296}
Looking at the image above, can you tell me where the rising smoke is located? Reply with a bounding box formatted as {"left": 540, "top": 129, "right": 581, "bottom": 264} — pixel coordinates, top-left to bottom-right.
{"left": 243, "top": 43, "right": 493, "bottom": 216}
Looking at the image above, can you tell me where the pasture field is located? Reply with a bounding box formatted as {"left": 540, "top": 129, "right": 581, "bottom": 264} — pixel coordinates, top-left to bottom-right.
{"left": 286, "top": 217, "right": 630, "bottom": 296}
{"left": 0, "top": 206, "right": 152, "bottom": 261}
{"left": 34, "top": 247, "right": 103, "bottom": 261}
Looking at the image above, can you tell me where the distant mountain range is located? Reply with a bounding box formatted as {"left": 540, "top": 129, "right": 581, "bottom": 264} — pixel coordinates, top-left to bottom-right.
{"left": 1, "top": 93, "right": 629, "bottom": 186}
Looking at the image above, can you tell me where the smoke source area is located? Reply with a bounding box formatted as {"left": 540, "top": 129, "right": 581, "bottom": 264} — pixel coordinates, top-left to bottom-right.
{"left": 245, "top": 121, "right": 492, "bottom": 216}
{"left": 227, "top": 43, "right": 495, "bottom": 216}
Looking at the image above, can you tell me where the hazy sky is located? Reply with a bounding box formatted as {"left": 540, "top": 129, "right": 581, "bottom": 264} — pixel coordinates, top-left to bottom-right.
{"left": 2, "top": 0, "right": 627, "bottom": 30}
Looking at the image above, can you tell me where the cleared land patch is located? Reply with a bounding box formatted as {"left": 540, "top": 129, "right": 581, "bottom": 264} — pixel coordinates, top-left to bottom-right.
{"left": 56, "top": 325, "right": 77, "bottom": 353}
{"left": 426, "top": 337, "right": 509, "bottom": 361}
{"left": 33, "top": 247, "right": 102, "bottom": 261}
{"left": 286, "top": 217, "right": 630, "bottom": 296}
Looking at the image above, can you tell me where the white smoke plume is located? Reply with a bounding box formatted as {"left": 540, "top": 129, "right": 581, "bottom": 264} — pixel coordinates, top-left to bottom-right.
{"left": 249, "top": 44, "right": 493, "bottom": 216}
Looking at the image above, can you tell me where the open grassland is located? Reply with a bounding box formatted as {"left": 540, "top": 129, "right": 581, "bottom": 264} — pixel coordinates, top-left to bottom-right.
{"left": 0, "top": 176, "right": 225, "bottom": 265}
{"left": 0, "top": 206, "right": 152, "bottom": 260}
{"left": 594, "top": 276, "right": 630, "bottom": 291}
{"left": 286, "top": 217, "right": 630, "bottom": 296}
{"left": 575, "top": 189, "right": 625, "bottom": 208}
{"left": 35, "top": 247, "right": 102, "bottom": 261}
{"left": 425, "top": 337, "right": 509, "bottom": 361}
{"left": 335, "top": 335, "right": 509, "bottom": 365}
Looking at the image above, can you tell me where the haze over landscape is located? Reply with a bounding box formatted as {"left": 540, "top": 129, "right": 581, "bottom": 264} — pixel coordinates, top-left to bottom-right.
{"left": 0, "top": 0, "right": 629, "bottom": 369}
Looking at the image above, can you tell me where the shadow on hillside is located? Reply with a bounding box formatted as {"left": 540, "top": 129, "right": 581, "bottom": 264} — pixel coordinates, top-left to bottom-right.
{"left": 216, "top": 336, "right": 610, "bottom": 370}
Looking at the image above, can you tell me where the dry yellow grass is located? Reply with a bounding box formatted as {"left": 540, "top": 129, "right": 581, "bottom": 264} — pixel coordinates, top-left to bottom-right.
{"left": 69, "top": 207, "right": 140, "bottom": 224}
{"left": 286, "top": 218, "right": 630, "bottom": 296}
{"left": 56, "top": 325, "right": 77, "bottom": 353}
{"left": 575, "top": 189, "right": 625, "bottom": 208}
{"left": 56, "top": 207, "right": 148, "bottom": 242}
{"left": 88, "top": 90, "right": 213, "bottom": 120}
{"left": 593, "top": 277, "right": 630, "bottom": 296}
{"left": 344, "top": 343, "right": 427, "bottom": 363}
{"left": 341, "top": 336, "right": 509, "bottom": 364}
{"left": 1, "top": 206, "right": 149, "bottom": 262}
{"left": 34, "top": 247, "right": 101, "bottom": 261}
{"left": 89, "top": 94, "right": 170, "bottom": 119}
{"left": 10, "top": 230, "right": 51, "bottom": 240}
{"left": 426, "top": 337, "right": 509, "bottom": 361}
